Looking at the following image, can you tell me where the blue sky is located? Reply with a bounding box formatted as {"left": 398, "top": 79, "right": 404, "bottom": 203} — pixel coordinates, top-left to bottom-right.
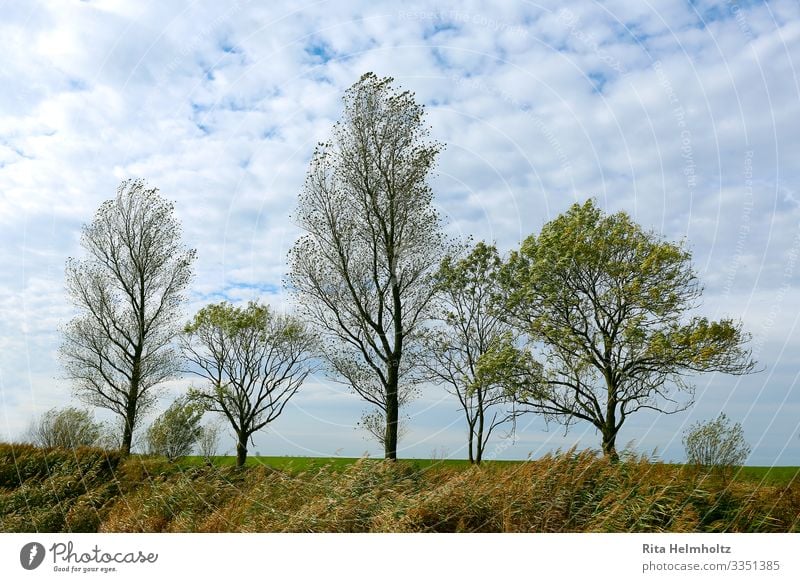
{"left": 1, "top": 0, "right": 799, "bottom": 464}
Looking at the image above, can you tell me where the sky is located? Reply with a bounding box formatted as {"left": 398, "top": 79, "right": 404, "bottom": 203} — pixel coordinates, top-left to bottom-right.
{"left": 1, "top": 0, "right": 799, "bottom": 464}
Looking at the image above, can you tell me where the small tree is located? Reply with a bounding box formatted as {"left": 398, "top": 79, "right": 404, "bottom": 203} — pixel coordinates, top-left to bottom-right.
{"left": 182, "top": 301, "right": 315, "bottom": 467}
{"left": 198, "top": 422, "right": 221, "bottom": 463}
{"left": 287, "top": 72, "right": 449, "bottom": 460}
{"left": 499, "top": 200, "right": 755, "bottom": 460}
{"left": 26, "top": 407, "right": 102, "bottom": 449}
{"left": 421, "top": 242, "right": 522, "bottom": 464}
{"left": 60, "top": 179, "right": 196, "bottom": 454}
{"left": 145, "top": 396, "right": 204, "bottom": 461}
{"left": 683, "top": 413, "right": 751, "bottom": 477}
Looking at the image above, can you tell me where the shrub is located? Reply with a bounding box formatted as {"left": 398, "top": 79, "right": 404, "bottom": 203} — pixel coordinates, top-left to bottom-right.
{"left": 683, "top": 413, "right": 751, "bottom": 478}
{"left": 145, "top": 396, "right": 204, "bottom": 461}
{"left": 197, "top": 423, "right": 221, "bottom": 463}
{"left": 26, "top": 407, "right": 103, "bottom": 449}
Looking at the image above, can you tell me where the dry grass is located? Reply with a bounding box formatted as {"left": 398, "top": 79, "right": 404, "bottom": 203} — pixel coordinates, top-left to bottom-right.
{"left": 2, "top": 444, "right": 798, "bottom": 533}
{"left": 0, "top": 443, "right": 122, "bottom": 532}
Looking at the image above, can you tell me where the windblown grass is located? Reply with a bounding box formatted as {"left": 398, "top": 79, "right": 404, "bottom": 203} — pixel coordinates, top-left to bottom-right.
{"left": 2, "top": 444, "right": 798, "bottom": 533}
{"left": 0, "top": 443, "right": 122, "bottom": 532}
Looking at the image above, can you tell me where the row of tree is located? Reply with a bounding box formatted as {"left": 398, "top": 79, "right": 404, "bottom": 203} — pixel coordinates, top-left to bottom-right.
{"left": 27, "top": 403, "right": 751, "bottom": 476}
{"left": 56, "top": 73, "right": 755, "bottom": 466}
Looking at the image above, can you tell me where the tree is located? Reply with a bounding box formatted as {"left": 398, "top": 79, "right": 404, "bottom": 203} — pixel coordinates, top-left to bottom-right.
{"left": 60, "top": 179, "right": 196, "bottom": 454}
{"left": 287, "top": 72, "right": 448, "bottom": 460}
{"left": 683, "top": 413, "right": 751, "bottom": 478}
{"left": 421, "top": 242, "right": 522, "bottom": 464}
{"left": 198, "top": 422, "right": 222, "bottom": 464}
{"left": 145, "top": 396, "right": 205, "bottom": 461}
{"left": 498, "top": 200, "right": 755, "bottom": 460}
{"left": 26, "top": 406, "right": 103, "bottom": 449}
{"left": 182, "top": 301, "right": 315, "bottom": 467}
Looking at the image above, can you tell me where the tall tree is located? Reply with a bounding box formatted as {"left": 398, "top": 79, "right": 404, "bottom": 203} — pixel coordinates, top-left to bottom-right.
{"left": 287, "top": 72, "right": 448, "bottom": 459}
{"left": 498, "top": 200, "right": 755, "bottom": 460}
{"left": 60, "top": 179, "right": 195, "bottom": 454}
{"left": 182, "top": 301, "right": 315, "bottom": 468}
{"left": 421, "top": 242, "right": 524, "bottom": 464}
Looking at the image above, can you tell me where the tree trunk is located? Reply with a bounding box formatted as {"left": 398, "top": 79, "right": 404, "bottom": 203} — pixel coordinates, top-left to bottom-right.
{"left": 121, "top": 353, "right": 142, "bottom": 455}
{"left": 602, "top": 429, "right": 619, "bottom": 462}
{"left": 236, "top": 435, "right": 248, "bottom": 468}
{"left": 475, "top": 400, "right": 485, "bottom": 465}
{"left": 121, "top": 385, "right": 138, "bottom": 455}
{"left": 467, "top": 424, "right": 475, "bottom": 464}
{"left": 384, "top": 363, "right": 399, "bottom": 460}
{"left": 603, "top": 381, "right": 619, "bottom": 462}
{"left": 121, "top": 415, "right": 134, "bottom": 455}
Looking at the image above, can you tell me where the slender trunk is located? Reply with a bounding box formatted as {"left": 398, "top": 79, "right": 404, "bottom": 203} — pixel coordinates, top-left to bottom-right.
{"left": 236, "top": 434, "right": 248, "bottom": 468}
{"left": 475, "top": 393, "right": 485, "bottom": 466}
{"left": 384, "top": 360, "right": 399, "bottom": 460}
{"left": 467, "top": 424, "right": 475, "bottom": 464}
{"left": 385, "top": 259, "right": 403, "bottom": 461}
{"left": 122, "top": 355, "right": 141, "bottom": 455}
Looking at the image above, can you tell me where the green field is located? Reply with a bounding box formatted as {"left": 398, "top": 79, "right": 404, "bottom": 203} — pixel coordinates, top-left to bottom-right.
{"left": 179, "top": 455, "right": 800, "bottom": 485}
{"left": 735, "top": 465, "right": 800, "bottom": 485}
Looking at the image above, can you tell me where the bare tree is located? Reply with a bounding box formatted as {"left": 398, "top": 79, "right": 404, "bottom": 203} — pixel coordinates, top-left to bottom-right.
{"left": 182, "top": 301, "right": 316, "bottom": 467}
{"left": 287, "top": 72, "right": 448, "bottom": 460}
{"left": 60, "top": 179, "right": 196, "bottom": 454}
{"left": 422, "top": 242, "right": 523, "bottom": 464}
{"left": 356, "top": 409, "right": 410, "bottom": 451}
{"left": 198, "top": 421, "right": 222, "bottom": 463}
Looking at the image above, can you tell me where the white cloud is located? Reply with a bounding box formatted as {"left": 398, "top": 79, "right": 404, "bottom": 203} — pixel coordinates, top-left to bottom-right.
{"left": 1, "top": 0, "right": 798, "bottom": 462}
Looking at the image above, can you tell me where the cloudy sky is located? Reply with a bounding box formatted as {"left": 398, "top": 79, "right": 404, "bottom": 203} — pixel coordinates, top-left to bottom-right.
{"left": 1, "top": 0, "right": 799, "bottom": 464}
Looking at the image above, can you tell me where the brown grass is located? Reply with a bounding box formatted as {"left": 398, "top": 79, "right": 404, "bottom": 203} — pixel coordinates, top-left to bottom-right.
{"left": 1, "top": 444, "right": 798, "bottom": 532}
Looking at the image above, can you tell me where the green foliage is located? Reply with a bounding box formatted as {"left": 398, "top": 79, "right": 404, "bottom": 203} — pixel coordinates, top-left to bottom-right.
{"left": 498, "top": 199, "right": 755, "bottom": 457}
{"left": 472, "top": 334, "right": 542, "bottom": 401}
{"left": 145, "top": 396, "right": 205, "bottom": 462}
{"left": 424, "top": 241, "right": 533, "bottom": 462}
{"left": 182, "top": 300, "right": 315, "bottom": 466}
{"left": 683, "top": 413, "right": 752, "bottom": 477}
{"left": 26, "top": 406, "right": 103, "bottom": 449}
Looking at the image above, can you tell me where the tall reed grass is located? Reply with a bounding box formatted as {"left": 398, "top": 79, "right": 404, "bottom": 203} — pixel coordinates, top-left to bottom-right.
{"left": 2, "top": 444, "right": 797, "bottom": 532}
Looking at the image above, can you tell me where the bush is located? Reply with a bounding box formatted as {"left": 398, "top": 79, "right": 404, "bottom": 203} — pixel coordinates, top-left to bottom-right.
{"left": 197, "top": 423, "right": 221, "bottom": 463}
{"left": 145, "top": 396, "right": 204, "bottom": 461}
{"left": 26, "top": 407, "right": 103, "bottom": 449}
{"left": 683, "top": 413, "right": 751, "bottom": 478}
